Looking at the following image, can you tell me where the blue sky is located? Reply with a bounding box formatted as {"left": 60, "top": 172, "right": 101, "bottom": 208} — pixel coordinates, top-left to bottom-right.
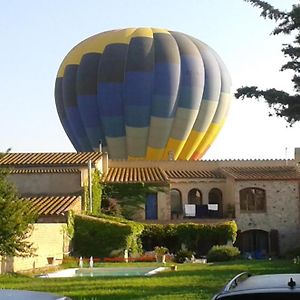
{"left": 0, "top": 0, "right": 298, "bottom": 159}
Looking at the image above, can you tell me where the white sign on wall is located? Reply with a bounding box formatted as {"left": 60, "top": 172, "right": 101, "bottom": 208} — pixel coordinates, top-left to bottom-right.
{"left": 184, "top": 204, "right": 196, "bottom": 217}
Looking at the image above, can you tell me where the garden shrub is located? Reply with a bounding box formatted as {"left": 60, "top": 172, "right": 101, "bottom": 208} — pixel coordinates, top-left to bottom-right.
{"left": 207, "top": 245, "right": 240, "bottom": 262}
{"left": 73, "top": 214, "right": 144, "bottom": 258}
{"left": 174, "top": 249, "right": 193, "bottom": 263}
{"left": 141, "top": 221, "right": 237, "bottom": 256}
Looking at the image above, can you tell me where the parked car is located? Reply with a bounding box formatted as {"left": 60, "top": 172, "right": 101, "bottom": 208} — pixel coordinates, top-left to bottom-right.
{"left": 212, "top": 272, "right": 300, "bottom": 299}
{"left": 0, "top": 290, "right": 71, "bottom": 299}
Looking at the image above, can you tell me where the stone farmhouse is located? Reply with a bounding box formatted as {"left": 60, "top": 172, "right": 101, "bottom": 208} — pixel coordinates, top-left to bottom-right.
{"left": 0, "top": 149, "right": 300, "bottom": 272}
{"left": 0, "top": 152, "right": 105, "bottom": 273}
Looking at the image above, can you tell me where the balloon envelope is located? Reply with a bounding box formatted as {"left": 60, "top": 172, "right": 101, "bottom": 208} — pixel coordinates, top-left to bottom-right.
{"left": 55, "top": 28, "right": 231, "bottom": 160}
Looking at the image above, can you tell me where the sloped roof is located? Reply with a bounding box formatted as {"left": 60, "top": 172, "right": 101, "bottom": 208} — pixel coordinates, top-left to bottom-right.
{"left": 25, "top": 195, "right": 80, "bottom": 216}
{"left": 221, "top": 166, "right": 300, "bottom": 181}
{"left": 101, "top": 167, "right": 169, "bottom": 184}
{"left": 0, "top": 152, "right": 102, "bottom": 167}
{"left": 164, "top": 169, "right": 225, "bottom": 179}
{"left": 10, "top": 168, "right": 80, "bottom": 174}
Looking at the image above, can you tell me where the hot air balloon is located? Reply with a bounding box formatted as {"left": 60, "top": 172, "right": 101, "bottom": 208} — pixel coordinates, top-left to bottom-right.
{"left": 55, "top": 28, "right": 231, "bottom": 160}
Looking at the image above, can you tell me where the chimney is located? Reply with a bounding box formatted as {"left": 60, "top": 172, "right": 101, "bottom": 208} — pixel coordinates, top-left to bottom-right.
{"left": 295, "top": 148, "right": 300, "bottom": 166}
{"left": 102, "top": 152, "right": 109, "bottom": 174}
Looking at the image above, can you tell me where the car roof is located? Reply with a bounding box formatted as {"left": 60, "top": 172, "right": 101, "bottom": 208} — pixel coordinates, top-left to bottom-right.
{"left": 233, "top": 273, "right": 300, "bottom": 291}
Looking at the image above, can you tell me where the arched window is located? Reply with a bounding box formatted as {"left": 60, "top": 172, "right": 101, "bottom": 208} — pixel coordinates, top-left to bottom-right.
{"left": 170, "top": 189, "right": 182, "bottom": 219}
{"left": 239, "top": 188, "right": 266, "bottom": 212}
{"left": 208, "top": 188, "right": 223, "bottom": 218}
{"left": 188, "top": 189, "right": 202, "bottom": 205}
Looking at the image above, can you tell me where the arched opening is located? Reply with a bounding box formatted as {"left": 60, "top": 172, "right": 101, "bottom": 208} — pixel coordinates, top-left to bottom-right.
{"left": 170, "top": 189, "right": 182, "bottom": 219}
{"left": 188, "top": 189, "right": 202, "bottom": 205}
{"left": 236, "top": 229, "right": 269, "bottom": 258}
{"left": 240, "top": 188, "right": 266, "bottom": 212}
{"left": 208, "top": 188, "right": 223, "bottom": 218}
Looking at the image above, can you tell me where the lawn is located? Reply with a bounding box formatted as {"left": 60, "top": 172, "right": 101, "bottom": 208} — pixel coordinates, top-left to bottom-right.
{"left": 0, "top": 259, "right": 300, "bottom": 300}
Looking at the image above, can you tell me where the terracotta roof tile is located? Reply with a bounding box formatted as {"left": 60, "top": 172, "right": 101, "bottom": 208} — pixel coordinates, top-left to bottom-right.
{"left": 101, "top": 167, "right": 169, "bottom": 184}
{"left": 10, "top": 168, "right": 80, "bottom": 174}
{"left": 221, "top": 166, "right": 300, "bottom": 180}
{"left": 164, "top": 169, "right": 225, "bottom": 179}
{"left": 0, "top": 152, "right": 102, "bottom": 166}
{"left": 24, "top": 195, "right": 80, "bottom": 216}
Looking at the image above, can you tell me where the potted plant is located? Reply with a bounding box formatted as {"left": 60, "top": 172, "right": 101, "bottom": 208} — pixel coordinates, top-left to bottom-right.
{"left": 47, "top": 256, "right": 55, "bottom": 265}
{"left": 154, "top": 246, "right": 168, "bottom": 263}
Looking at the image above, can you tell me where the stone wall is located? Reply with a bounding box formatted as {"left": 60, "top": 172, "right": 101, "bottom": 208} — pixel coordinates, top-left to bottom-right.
{"left": 0, "top": 223, "right": 66, "bottom": 274}
{"left": 8, "top": 173, "right": 82, "bottom": 196}
{"left": 235, "top": 180, "right": 300, "bottom": 254}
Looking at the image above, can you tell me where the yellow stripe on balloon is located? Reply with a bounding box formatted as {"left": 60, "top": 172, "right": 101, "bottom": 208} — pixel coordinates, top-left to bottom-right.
{"left": 192, "top": 121, "right": 224, "bottom": 160}
{"left": 57, "top": 28, "right": 136, "bottom": 77}
{"left": 130, "top": 28, "right": 154, "bottom": 39}
{"left": 177, "top": 130, "right": 206, "bottom": 160}
{"left": 146, "top": 147, "right": 165, "bottom": 160}
{"left": 162, "top": 138, "right": 186, "bottom": 160}
{"left": 151, "top": 28, "right": 170, "bottom": 34}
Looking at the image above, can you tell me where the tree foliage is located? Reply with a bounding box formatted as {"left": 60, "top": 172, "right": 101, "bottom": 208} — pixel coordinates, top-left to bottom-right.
{"left": 235, "top": 0, "right": 300, "bottom": 125}
{"left": 102, "top": 183, "right": 165, "bottom": 219}
{"left": 0, "top": 154, "right": 37, "bottom": 257}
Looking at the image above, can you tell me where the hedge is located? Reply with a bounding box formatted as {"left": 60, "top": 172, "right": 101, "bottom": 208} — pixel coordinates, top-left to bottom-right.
{"left": 73, "top": 214, "right": 144, "bottom": 257}
{"left": 141, "top": 221, "right": 237, "bottom": 255}
{"left": 207, "top": 245, "right": 240, "bottom": 262}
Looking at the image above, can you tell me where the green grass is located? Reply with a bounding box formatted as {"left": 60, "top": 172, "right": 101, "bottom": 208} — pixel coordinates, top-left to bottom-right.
{"left": 0, "top": 259, "right": 300, "bottom": 299}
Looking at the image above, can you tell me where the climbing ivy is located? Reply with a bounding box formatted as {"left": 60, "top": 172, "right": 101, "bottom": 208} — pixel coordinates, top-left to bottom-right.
{"left": 84, "top": 169, "right": 103, "bottom": 215}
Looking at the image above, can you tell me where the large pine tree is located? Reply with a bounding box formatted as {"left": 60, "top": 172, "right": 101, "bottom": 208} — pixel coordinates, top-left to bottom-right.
{"left": 235, "top": 0, "right": 300, "bottom": 125}
{"left": 0, "top": 156, "right": 37, "bottom": 257}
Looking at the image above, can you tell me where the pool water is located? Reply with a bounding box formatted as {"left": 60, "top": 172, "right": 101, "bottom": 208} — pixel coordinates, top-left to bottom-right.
{"left": 41, "top": 267, "right": 166, "bottom": 278}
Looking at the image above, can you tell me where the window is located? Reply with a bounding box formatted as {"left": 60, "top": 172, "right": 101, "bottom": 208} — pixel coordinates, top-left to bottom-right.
{"left": 170, "top": 189, "right": 182, "bottom": 219}
{"left": 208, "top": 188, "right": 223, "bottom": 217}
{"left": 239, "top": 188, "right": 266, "bottom": 212}
{"left": 188, "top": 189, "right": 202, "bottom": 205}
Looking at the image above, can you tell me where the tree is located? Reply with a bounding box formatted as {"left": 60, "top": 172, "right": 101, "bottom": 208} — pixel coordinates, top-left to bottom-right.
{"left": 0, "top": 155, "right": 37, "bottom": 257}
{"left": 235, "top": 0, "right": 300, "bottom": 125}
{"left": 102, "top": 183, "right": 165, "bottom": 219}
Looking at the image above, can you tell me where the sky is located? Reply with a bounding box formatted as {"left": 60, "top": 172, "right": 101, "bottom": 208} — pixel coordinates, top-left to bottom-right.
{"left": 0, "top": 0, "right": 299, "bottom": 160}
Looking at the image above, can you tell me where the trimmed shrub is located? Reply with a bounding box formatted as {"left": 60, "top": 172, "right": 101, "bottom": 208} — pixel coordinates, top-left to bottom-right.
{"left": 141, "top": 221, "right": 238, "bottom": 255}
{"left": 73, "top": 214, "right": 143, "bottom": 257}
{"left": 207, "top": 245, "right": 240, "bottom": 262}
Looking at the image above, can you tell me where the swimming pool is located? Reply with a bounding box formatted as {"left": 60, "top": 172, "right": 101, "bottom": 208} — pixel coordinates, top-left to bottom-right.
{"left": 40, "top": 267, "right": 166, "bottom": 278}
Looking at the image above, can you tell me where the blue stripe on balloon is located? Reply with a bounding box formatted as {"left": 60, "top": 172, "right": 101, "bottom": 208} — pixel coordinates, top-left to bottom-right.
{"left": 177, "top": 86, "right": 203, "bottom": 109}
{"left": 66, "top": 107, "right": 92, "bottom": 151}
{"left": 151, "top": 95, "right": 176, "bottom": 118}
{"left": 85, "top": 127, "right": 106, "bottom": 149}
{"left": 151, "top": 62, "right": 180, "bottom": 118}
{"left": 61, "top": 116, "right": 81, "bottom": 150}
{"left": 97, "top": 83, "right": 124, "bottom": 117}
{"left": 179, "top": 55, "right": 204, "bottom": 87}
{"left": 175, "top": 54, "right": 204, "bottom": 109}
{"left": 101, "top": 116, "right": 125, "bottom": 137}
{"left": 124, "top": 72, "right": 153, "bottom": 106}
{"left": 77, "top": 95, "right": 106, "bottom": 148}
{"left": 153, "top": 63, "right": 180, "bottom": 96}
{"left": 125, "top": 105, "right": 150, "bottom": 127}
{"left": 78, "top": 95, "right": 100, "bottom": 127}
